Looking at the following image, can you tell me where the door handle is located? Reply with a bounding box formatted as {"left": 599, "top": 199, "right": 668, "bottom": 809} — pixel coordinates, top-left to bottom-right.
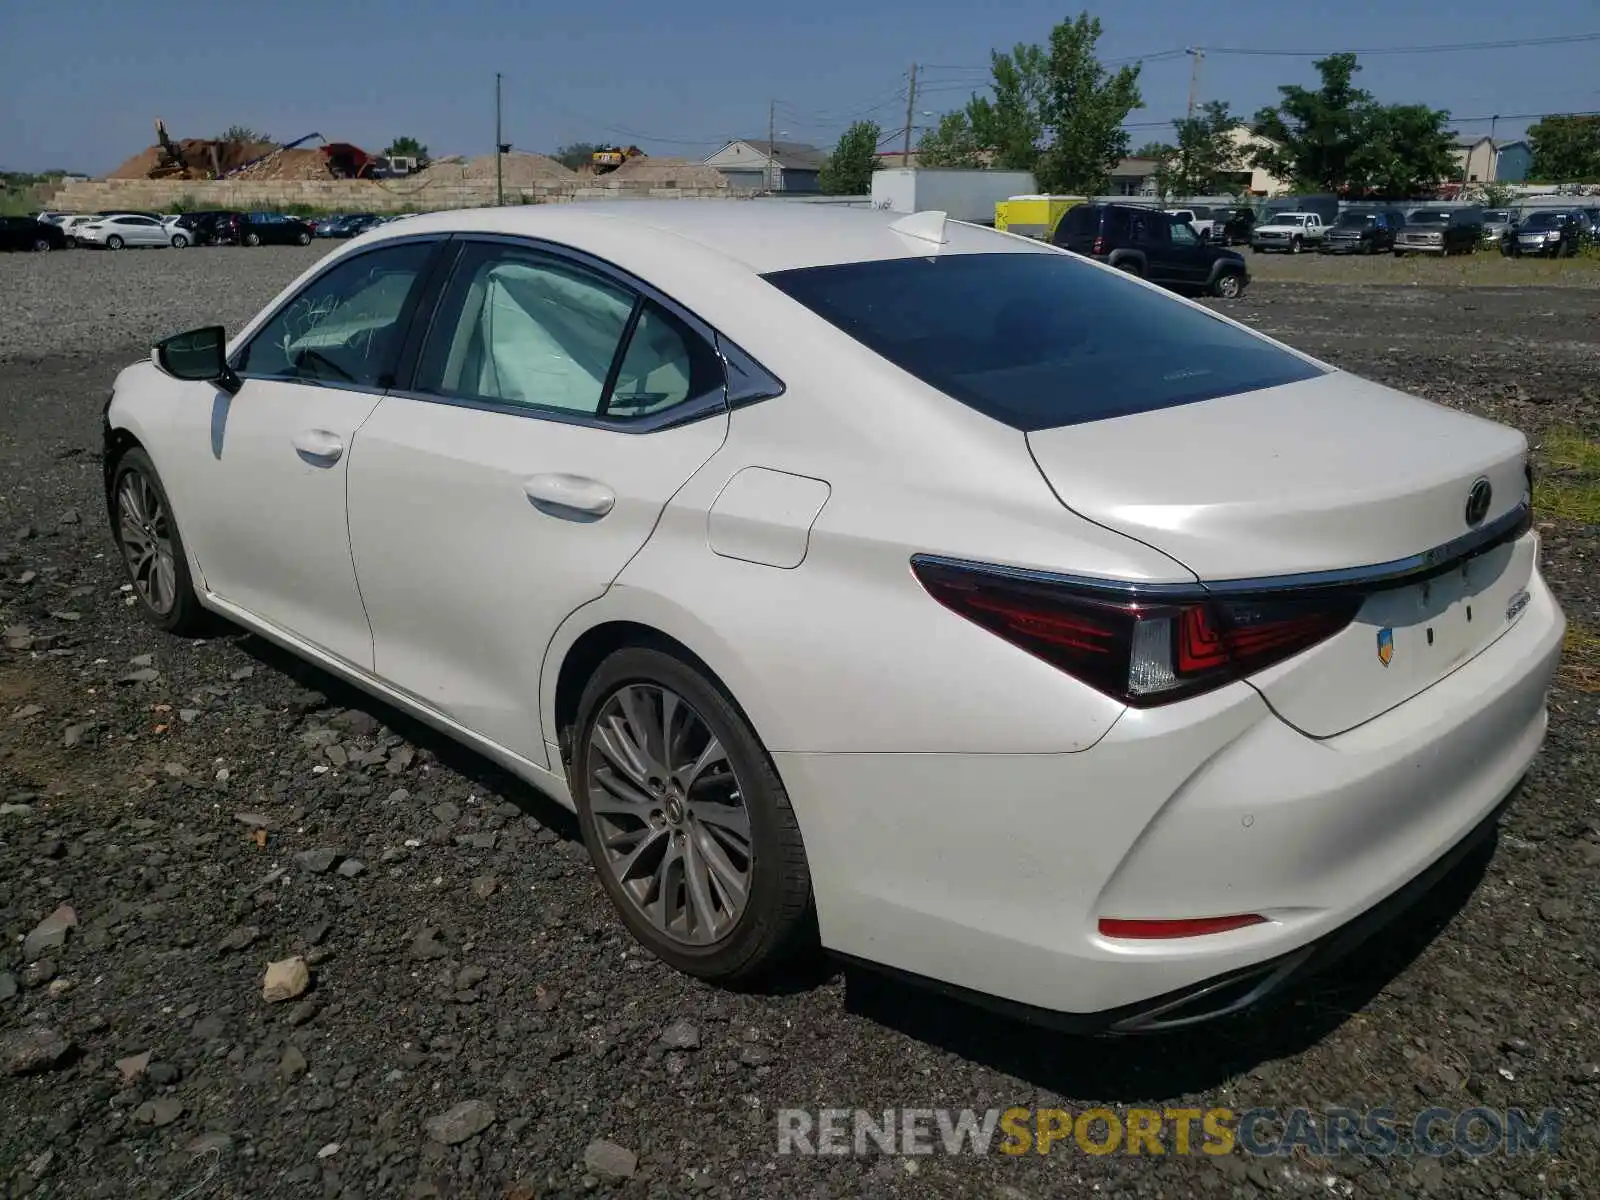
{"left": 522, "top": 473, "right": 616, "bottom": 520}
{"left": 292, "top": 429, "right": 344, "bottom": 466}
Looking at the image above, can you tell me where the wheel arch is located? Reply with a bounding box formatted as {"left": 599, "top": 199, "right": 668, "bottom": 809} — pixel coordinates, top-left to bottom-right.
{"left": 542, "top": 599, "right": 783, "bottom": 778}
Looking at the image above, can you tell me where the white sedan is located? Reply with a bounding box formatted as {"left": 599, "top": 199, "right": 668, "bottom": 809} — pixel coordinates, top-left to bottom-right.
{"left": 102, "top": 201, "right": 1564, "bottom": 1031}
{"left": 77, "top": 213, "right": 191, "bottom": 249}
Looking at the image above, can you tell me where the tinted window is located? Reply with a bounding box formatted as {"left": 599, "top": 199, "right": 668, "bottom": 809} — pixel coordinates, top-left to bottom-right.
{"left": 414, "top": 244, "right": 723, "bottom": 421}
{"left": 1169, "top": 220, "right": 1199, "bottom": 245}
{"left": 764, "top": 252, "right": 1324, "bottom": 432}
{"left": 1056, "top": 206, "right": 1095, "bottom": 238}
{"left": 237, "top": 240, "right": 433, "bottom": 386}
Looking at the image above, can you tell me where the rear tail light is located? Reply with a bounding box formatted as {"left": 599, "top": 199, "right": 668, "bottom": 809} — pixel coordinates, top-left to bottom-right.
{"left": 1091, "top": 235, "right": 1107, "bottom": 255}
{"left": 911, "top": 558, "right": 1359, "bottom": 707}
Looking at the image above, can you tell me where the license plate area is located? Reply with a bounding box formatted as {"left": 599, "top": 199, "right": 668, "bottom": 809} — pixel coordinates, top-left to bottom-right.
{"left": 1247, "top": 533, "right": 1536, "bottom": 737}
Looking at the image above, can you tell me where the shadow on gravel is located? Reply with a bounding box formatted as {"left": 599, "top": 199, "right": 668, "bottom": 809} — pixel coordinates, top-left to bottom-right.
{"left": 838, "top": 835, "right": 1497, "bottom": 1100}
{"left": 232, "top": 633, "right": 582, "bottom": 843}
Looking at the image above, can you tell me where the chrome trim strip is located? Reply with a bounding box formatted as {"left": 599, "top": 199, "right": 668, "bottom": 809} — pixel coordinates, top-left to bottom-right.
{"left": 380, "top": 387, "right": 728, "bottom": 435}
{"left": 912, "top": 501, "right": 1532, "bottom": 600}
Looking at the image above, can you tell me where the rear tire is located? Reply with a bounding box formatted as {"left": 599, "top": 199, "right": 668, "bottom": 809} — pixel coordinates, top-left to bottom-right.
{"left": 243, "top": 231, "right": 261, "bottom": 247}
{"left": 30, "top": 237, "right": 51, "bottom": 252}
{"left": 170, "top": 234, "right": 188, "bottom": 248}
{"left": 108, "top": 447, "right": 207, "bottom": 636}
{"left": 1113, "top": 259, "right": 1142, "bottom": 276}
{"left": 296, "top": 231, "right": 311, "bottom": 246}
{"left": 571, "top": 646, "right": 814, "bottom": 984}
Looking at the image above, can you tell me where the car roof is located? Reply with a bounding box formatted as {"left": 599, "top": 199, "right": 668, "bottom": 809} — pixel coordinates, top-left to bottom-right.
{"left": 361, "top": 200, "right": 1049, "bottom": 274}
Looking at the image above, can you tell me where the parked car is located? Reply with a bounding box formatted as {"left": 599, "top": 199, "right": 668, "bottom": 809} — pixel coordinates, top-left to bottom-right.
{"left": 1395, "top": 208, "right": 1483, "bottom": 256}
{"left": 0, "top": 215, "right": 68, "bottom": 252}
{"left": 1052, "top": 202, "right": 1250, "bottom": 297}
{"left": 1505, "top": 210, "right": 1585, "bottom": 257}
{"left": 104, "top": 202, "right": 1563, "bottom": 1032}
{"left": 315, "top": 213, "right": 383, "bottom": 239}
{"left": 1211, "top": 207, "right": 1256, "bottom": 246}
{"left": 1318, "top": 208, "right": 1405, "bottom": 255}
{"left": 174, "top": 211, "right": 239, "bottom": 246}
{"left": 1251, "top": 211, "right": 1327, "bottom": 253}
{"left": 59, "top": 215, "right": 98, "bottom": 246}
{"left": 210, "top": 212, "right": 315, "bottom": 247}
{"left": 75, "top": 214, "right": 190, "bottom": 249}
{"left": 1479, "top": 209, "right": 1518, "bottom": 248}
{"left": 1165, "top": 206, "right": 1217, "bottom": 242}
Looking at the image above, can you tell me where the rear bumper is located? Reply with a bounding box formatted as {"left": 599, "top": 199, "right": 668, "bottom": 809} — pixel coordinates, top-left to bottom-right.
{"left": 780, "top": 570, "right": 1563, "bottom": 1025}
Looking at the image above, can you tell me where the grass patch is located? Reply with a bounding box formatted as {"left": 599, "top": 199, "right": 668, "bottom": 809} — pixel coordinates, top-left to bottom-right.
{"left": 1559, "top": 622, "right": 1600, "bottom": 693}
{"left": 1535, "top": 428, "right": 1600, "bottom": 524}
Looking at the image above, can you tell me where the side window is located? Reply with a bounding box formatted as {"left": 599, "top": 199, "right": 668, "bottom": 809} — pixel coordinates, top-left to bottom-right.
{"left": 415, "top": 244, "right": 724, "bottom": 422}
{"left": 605, "top": 301, "right": 724, "bottom": 420}
{"left": 1169, "top": 220, "right": 1198, "bottom": 246}
{"left": 236, "top": 240, "right": 433, "bottom": 387}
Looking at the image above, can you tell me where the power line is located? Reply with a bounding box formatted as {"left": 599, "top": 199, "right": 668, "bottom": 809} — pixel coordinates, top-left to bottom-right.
{"left": 1207, "top": 32, "right": 1600, "bottom": 57}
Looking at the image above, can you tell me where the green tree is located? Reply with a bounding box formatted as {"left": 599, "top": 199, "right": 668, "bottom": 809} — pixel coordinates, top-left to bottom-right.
{"left": 553, "top": 142, "right": 605, "bottom": 171}
{"left": 819, "top": 120, "right": 883, "bottom": 194}
{"left": 1250, "top": 53, "right": 1371, "bottom": 192}
{"left": 917, "top": 112, "right": 984, "bottom": 168}
{"left": 1526, "top": 114, "right": 1600, "bottom": 183}
{"left": 219, "top": 125, "right": 271, "bottom": 144}
{"left": 1132, "top": 141, "right": 1175, "bottom": 159}
{"left": 1032, "top": 14, "right": 1144, "bottom": 194}
{"left": 384, "top": 136, "right": 430, "bottom": 164}
{"left": 966, "top": 44, "right": 1050, "bottom": 171}
{"left": 1351, "top": 104, "right": 1455, "bottom": 197}
{"left": 1152, "top": 101, "right": 1242, "bottom": 197}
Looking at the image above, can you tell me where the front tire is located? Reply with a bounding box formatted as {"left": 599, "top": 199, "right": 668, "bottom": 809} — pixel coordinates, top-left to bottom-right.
{"left": 1289, "top": 236, "right": 1303, "bottom": 255}
{"left": 1212, "top": 271, "right": 1244, "bottom": 300}
{"left": 243, "top": 231, "right": 261, "bottom": 247}
{"left": 296, "top": 231, "right": 311, "bottom": 246}
{"left": 106, "top": 235, "right": 124, "bottom": 250}
{"left": 109, "top": 447, "right": 207, "bottom": 635}
{"left": 572, "top": 646, "right": 813, "bottom": 983}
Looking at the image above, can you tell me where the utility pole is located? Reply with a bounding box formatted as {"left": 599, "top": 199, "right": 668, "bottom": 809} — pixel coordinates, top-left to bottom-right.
{"left": 495, "top": 72, "right": 504, "bottom": 206}
{"left": 901, "top": 63, "right": 919, "bottom": 166}
{"left": 1185, "top": 47, "right": 1204, "bottom": 120}
{"left": 767, "top": 98, "right": 777, "bottom": 193}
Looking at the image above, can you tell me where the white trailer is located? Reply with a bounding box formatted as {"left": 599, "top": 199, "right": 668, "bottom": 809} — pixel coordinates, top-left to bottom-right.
{"left": 871, "top": 168, "right": 1038, "bottom": 225}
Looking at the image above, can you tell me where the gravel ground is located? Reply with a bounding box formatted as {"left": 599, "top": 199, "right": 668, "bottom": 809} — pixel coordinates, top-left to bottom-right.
{"left": 1, "top": 246, "right": 1597, "bottom": 1199}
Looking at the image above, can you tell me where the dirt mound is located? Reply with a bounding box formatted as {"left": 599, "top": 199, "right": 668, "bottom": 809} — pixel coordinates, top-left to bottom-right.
{"left": 602, "top": 157, "right": 726, "bottom": 188}
{"left": 232, "top": 148, "right": 334, "bottom": 181}
{"left": 109, "top": 138, "right": 277, "bottom": 180}
{"left": 414, "top": 152, "right": 575, "bottom": 186}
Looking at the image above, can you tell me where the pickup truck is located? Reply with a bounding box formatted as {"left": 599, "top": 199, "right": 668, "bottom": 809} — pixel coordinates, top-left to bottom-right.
{"left": 1166, "top": 206, "right": 1216, "bottom": 242}
{"left": 1251, "top": 212, "right": 1327, "bottom": 254}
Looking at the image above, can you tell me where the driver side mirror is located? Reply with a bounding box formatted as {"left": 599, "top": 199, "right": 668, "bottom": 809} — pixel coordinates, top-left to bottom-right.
{"left": 153, "top": 325, "right": 241, "bottom": 394}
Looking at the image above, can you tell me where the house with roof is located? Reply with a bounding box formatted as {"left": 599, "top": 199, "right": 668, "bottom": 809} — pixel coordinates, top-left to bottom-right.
{"left": 703, "top": 139, "right": 826, "bottom": 193}
{"left": 1451, "top": 135, "right": 1500, "bottom": 184}
{"left": 1494, "top": 140, "right": 1532, "bottom": 183}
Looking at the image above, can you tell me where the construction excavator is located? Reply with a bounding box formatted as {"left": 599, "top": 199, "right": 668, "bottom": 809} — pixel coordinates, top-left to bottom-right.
{"left": 591, "top": 145, "right": 645, "bottom": 174}
{"left": 150, "top": 119, "right": 222, "bottom": 180}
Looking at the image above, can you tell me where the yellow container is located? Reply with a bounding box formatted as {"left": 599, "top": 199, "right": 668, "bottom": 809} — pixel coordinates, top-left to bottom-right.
{"left": 995, "top": 195, "right": 1082, "bottom": 240}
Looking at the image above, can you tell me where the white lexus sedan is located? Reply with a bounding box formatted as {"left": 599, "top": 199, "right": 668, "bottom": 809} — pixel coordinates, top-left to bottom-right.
{"left": 101, "top": 201, "right": 1564, "bottom": 1032}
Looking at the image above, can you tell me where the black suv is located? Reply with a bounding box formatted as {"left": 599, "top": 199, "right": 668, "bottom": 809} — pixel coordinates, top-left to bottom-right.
{"left": 1505, "top": 210, "right": 1587, "bottom": 257}
{"left": 1052, "top": 203, "right": 1250, "bottom": 298}
{"left": 1210, "top": 207, "right": 1256, "bottom": 246}
{"left": 1319, "top": 208, "right": 1405, "bottom": 254}
{"left": 1395, "top": 207, "right": 1483, "bottom": 256}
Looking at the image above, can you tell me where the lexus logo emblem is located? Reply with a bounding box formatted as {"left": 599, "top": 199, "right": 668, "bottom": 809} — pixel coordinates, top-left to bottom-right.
{"left": 1465, "top": 478, "right": 1493, "bottom": 527}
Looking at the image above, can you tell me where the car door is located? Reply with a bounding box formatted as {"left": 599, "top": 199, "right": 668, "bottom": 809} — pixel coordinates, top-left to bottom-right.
{"left": 345, "top": 238, "right": 731, "bottom": 767}
{"left": 120, "top": 216, "right": 160, "bottom": 246}
{"left": 1130, "top": 210, "right": 1175, "bottom": 282}
{"left": 161, "top": 237, "right": 442, "bottom": 667}
{"left": 1164, "top": 218, "right": 1213, "bottom": 285}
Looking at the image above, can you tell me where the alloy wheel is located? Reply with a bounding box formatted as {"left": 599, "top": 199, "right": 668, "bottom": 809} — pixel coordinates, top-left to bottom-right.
{"left": 106, "top": 235, "right": 123, "bottom": 250}
{"left": 1216, "top": 273, "right": 1242, "bottom": 299}
{"left": 31, "top": 238, "right": 50, "bottom": 252}
{"left": 584, "top": 683, "right": 753, "bottom": 946}
{"left": 115, "top": 467, "right": 177, "bottom": 615}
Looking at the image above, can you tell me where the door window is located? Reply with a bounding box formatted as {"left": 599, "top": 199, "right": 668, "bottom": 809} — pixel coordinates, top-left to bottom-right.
{"left": 1169, "top": 220, "right": 1200, "bottom": 246}
{"left": 414, "top": 244, "right": 724, "bottom": 422}
{"left": 235, "top": 240, "right": 434, "bottom": 388}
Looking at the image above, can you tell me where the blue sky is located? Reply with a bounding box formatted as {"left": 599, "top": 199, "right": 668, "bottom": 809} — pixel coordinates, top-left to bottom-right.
{"left": 2, "top": 0, "right": 1596, "bottom": 173}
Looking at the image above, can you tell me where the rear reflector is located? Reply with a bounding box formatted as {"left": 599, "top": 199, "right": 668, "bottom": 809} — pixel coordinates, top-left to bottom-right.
{"left": 1099, "top": 915, "right": 1267, "bottom": 939}
{"left": 911, "top": 558, "right": 1359, "bottom": 707}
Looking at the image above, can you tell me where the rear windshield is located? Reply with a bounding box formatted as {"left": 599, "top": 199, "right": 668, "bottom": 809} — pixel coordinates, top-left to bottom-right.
{"left": 763, "top": 252, "right": 1324, "bottom": 431}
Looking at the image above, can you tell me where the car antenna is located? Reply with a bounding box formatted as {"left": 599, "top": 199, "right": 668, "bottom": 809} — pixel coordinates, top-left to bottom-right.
{"left": 889, "top": 210, "right": 948, "bottom": 246}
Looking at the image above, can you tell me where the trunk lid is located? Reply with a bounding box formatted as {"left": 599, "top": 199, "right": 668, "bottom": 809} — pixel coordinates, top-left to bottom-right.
{"left": 1025, "top": 371, "right": 1533, "bottom": 735}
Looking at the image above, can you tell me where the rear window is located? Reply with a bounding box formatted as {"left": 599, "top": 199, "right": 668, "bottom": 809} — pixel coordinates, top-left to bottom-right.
{"left": 763, "top": 252, "right": 1324, "bottom": 431}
